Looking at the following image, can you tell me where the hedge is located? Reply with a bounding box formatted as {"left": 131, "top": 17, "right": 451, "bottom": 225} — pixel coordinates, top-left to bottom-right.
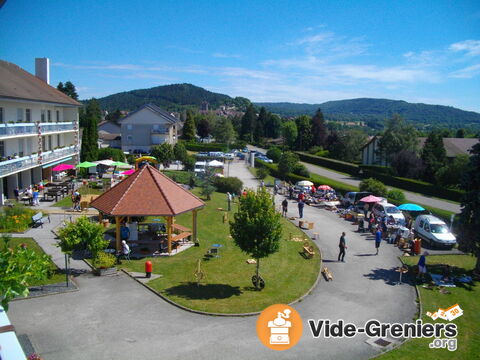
{"left": 358, "top": 164, "right": 395, "bottom": 176}
{"left": 184, "top": 142, "right": 228, "bottom": 152}
{"left": 295, "top": 152, "right": 359, "bottom": 175}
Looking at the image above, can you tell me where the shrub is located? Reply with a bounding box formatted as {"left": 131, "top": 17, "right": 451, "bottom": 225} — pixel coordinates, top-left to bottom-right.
{"left": 266, "top": 147, "right": 282, "bottom": 162}
{"left": 214, "top": 176, "right": 243, "bottom": 194}
{"left": 93, "top": 252, "right": 116, "bottom": 269}
{"left": 183, "top": 155, "right": 196, "bottom": 171}
{"left": 316, "top": 150, "right": 330, "bottom": 157}
{"left": 0, "top": 204, "right": 35, "bottom": 232}
{"left": 184, "top": 142, "right": 227, "bottom": 152}
{"left": 292, "top": 163, "right": 310, "bottom": 177}
{"left": 295, "top": 152, "right": 358, "bottom": 175}
{"left": 308, "top": 146, "right": 323, "bottom": 155}
{"left": 256, "top": 167, "right": 269, "bottom": 180}
{"left": 278, "top": 152, "right": 299, "bottom": 177}
{"left": 359, "top": 178, "right": 388, "bottom": 197}
{"left": 98, "top": 148, "right": 125, "bottom": 162}
{"left": 387, "top": 189, "right": 406, "bottom": 203}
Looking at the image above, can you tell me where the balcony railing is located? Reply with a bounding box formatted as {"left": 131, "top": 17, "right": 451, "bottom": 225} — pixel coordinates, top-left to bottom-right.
{"left": 41, "top": 145, "right": 77, "bottom": 164}
{"left": 0, "top": 154, "right": 38, "bottom": 177}
{"left": 151, "top": 129, "right": 169, "bottom": 134}
{"left": 39, "top": 122, "right": 75, "bottom": 133}
{"left": 0, "top": 123, "right": 37, "bottom": 137}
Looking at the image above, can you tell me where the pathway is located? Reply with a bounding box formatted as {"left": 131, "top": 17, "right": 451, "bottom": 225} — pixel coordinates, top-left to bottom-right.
{"left": 8, "top": 162, "right": 417, "bottom": 360}
{"left": 248, "top": 145, "right": 461, "bottom": 213}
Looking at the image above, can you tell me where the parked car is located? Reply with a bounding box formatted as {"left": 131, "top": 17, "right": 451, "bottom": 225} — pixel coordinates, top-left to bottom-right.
{"left": 258, "top": 155, "right": 273, "bottom": 163}
{"left": 209, "top": 151, "right": 224, "bottom": 157}
{"left": 372, "top": 202, "right": 406, "bottom": 225}
{"left": 223, "top": 153, "right": 235, "bottom": 160}
{"left": 197, "top": 152, "right": 209, "bottom": 157}
{"left": 342, "top": 192, "right": 373, "bottom": 207}
{"left": 414, "top": 215, "right": 456, "bottom": 249}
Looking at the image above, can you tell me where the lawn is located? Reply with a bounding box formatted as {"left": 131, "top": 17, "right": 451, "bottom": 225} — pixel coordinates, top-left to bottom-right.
{"left": 0, "top": 237, "right": 65, "bottom": 286}
{"left": 118, "top": 190, "right": 320, "bottom": 314}
{"left": 53, "top": 186, "right": 103, "bottom": 207}
{"left": 248, "top": 167, "right": 276, "bottom": 186}
{"left": 380, "top": 254, "right": 479, "bottom": 359}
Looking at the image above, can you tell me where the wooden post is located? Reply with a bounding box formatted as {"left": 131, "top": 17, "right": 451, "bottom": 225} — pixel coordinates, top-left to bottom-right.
{"left": 115, "top": 215, "right": 121, "bottom": 252}
{"left": 167, "top": 216, "right": 173, "bottom": 254}
{"left": 98, "top": 212, "right": 103, "bottom": 223}
{"left": 193, "top": 209, "right": 198, "bottom": 245}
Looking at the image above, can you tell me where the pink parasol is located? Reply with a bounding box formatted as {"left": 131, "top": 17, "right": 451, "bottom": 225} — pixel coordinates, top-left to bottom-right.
{"left": 52, "top": 164, "right": 75, "bottom": 171}
{"left": 359, "top": 195, "right": 383, "bottom": 203}
{"left": 121, "top": 169, "right": 135, "bottom": 175}
{"left": 317, "top": 185, "right": 332, "bottom": 190}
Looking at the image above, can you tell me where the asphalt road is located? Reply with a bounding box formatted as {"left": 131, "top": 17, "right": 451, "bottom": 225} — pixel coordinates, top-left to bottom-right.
{"left": 247, "top": 145, "right": 461, "bottom": 214}
{"left": 9, "top": 161, "right": 417, "bottom": 360}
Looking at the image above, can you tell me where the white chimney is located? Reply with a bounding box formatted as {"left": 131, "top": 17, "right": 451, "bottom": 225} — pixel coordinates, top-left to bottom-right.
{"left": 35, "top": 58, "right": 50, "bottom": 84}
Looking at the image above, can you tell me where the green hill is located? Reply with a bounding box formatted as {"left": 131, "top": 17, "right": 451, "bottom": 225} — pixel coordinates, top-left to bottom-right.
{"left": 255, "top": 98, "right": 480, "bottom": 128}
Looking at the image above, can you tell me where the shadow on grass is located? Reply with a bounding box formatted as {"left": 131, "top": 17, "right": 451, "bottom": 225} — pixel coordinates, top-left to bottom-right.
{"left": 164, "top": 282, "right": 242, "bottom": 300}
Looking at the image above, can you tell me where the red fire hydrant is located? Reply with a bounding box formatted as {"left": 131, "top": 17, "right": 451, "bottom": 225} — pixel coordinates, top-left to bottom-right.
{"left": 145, "top": 261, "right": 152, "bottom": 278}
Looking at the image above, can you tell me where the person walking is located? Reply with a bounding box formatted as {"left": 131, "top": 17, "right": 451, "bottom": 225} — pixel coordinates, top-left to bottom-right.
{"left": 338, "top": 232, "right": 347, "bottom": 262}
{"left": 282, "top": 199, "right": 288, "bottom": 217}
{"left": 227, "top": 192, "right": 232, "bottom": 211}
{"left": 375, "top": 228, "right": 382, "bottom": 255}
{"left": 32, "top": 187, "right": 40, "bottom": 206}
{"left": 298, "top": 199, "right": 305, "bottom": 219}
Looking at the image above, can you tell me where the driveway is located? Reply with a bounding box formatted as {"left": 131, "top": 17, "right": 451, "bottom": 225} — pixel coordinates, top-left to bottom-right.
{"left": 248, "top": 145, "right": 461, "bottom": 214}
{"left": 9, "top": 162, "right": 417, "bottom": 360}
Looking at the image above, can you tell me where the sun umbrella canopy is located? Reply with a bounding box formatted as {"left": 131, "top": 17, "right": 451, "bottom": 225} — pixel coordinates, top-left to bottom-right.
{"left": 94, "top": 159, "right": 116, "bottom": 166}
{"left": 297, "top": 180, "right": 314, "bottom": 186}
{"left": 398, "top": 203, "right": 425, "bottom": 211}
{"left": 359, "top": 195, "right": 383, "bottom": 203}
{"left": 121, "top": 169, "right": 135, "bottom": 175}
{"left": 208, "top": 160, "right": 224, "bottom": 167}
{"left": 317, "top": 185, "right": 332, "bottom": 190}
{"left": 76, "top": 161, "right": 98, "bottom": 168}
{"left": 111, "top": 161, "right": 132, "bottom": 168}
{"left": 52, "top": 164, "right": 74, "bottom": 171}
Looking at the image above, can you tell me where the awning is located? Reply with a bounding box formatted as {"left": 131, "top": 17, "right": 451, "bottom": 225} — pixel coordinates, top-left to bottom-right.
{"left": 42, "top": 157, "right": 73, "bottom": 169}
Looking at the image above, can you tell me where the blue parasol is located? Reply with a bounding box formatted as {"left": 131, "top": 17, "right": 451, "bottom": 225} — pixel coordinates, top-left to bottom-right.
{"left": 397, "top": 203, "right": 425, "bottom": 211}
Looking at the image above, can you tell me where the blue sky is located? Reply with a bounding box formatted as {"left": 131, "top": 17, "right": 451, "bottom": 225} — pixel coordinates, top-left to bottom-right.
{"left": 1, "top": 0, "right": 480, "bottom": 111}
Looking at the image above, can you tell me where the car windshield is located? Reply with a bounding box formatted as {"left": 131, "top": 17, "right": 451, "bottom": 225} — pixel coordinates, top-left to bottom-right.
{"left": 386, "top": 206, "right": 400, "bottom": 214}
{"left": 430, "top": 224, "right": 449, "bottom": 234}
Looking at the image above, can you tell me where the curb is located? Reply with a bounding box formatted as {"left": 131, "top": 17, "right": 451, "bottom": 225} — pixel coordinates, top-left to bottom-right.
{"left": 11, "top": 277, "right": 80, "bottom": 303}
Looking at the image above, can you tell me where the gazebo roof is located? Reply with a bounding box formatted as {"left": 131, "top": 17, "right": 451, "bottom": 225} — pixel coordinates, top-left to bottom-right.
{"left": 90, "top": 164, "right": 205, "bottom": 216}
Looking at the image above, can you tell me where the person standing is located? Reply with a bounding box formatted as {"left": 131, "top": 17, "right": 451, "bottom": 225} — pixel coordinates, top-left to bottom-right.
{"left": 289, "top": 186, "right": 294, "bottom": 200}
{"left": 417, "top": 251, "right": 429, "bottom": 281}
{"left": 14, "top": 187, "right": 20, "bottom": 202}
{"left": 298, "top": 199, "right": 305, "bottom": 219}
{"left": 364, "top": 202, "right": 369, "bottom": 218}
{"left": 375, "top": 228, "right": 382, "bottom": 255}
{"left": 227, "top": 192, "right": 232, "bottom": 211}
{"left": 282, "top": 199, "right": 288, "bottom": 217}
{"left": 338, "top": 232, "right": 347, "bottom": 262}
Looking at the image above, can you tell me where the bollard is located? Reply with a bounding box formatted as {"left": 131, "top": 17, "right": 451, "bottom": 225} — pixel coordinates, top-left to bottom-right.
{"left": 145, "top": 260, "right": 152, "bottom": 278}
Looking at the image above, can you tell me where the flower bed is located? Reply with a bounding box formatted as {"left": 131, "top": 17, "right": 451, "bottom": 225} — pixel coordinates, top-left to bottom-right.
{"left": 0, "top": 204, "right": 36, "bottom": 232}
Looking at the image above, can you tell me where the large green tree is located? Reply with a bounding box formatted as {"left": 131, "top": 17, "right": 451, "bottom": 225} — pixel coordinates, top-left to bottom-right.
{"left": 436, "top": 154, "right": 470, "bottom": 187}
{"left": 281, "top": 121, "right": 298, "bottom": 149}
{"left": 264, "top": 113, "right": 282, "bottom": 138}
{"left": 377, "top": 114, "right": 419, "bottom": 164}
{"left": 212, "top": 117, "right": 236, "bottom": 144}
{"left": 254, "top": 107, "right": 268, "bottom": 141}
{"left": 311, "top": 108, "right": 327, "bottom": 147}
{"left": 173, "top": 142, "right": 188, "bottom": 163}
{"left": 240, "top": 104, "right": 256, "bottom": 142}
{"left": 151, "top": 143, "right": 174, "bottom": 168}
{"left": 182, "top": 110, "right": 196, "bottom": 141}
{"left": 80, "top": 99, "right": 100, "bottom": 161}
{"left": 57, "top": 81, "right": 79, "bottom": 100}
{"left": 98, "top": 148, "right": 125, "bottom": 162}
{"left": 278, "top": 152, "right": 299, "bottom": 178}
{"left": 196, "top": 117, "right": 211, "bottom": 139}
{"left": 230, "top": 187, "right": 282, "bottom": 289}
{"left": 295, "top": 115, "right": 313, "bottom": 151}
{"left": 421, "top": 130, "right": 447, "bottom": 182}
{"left": 458, "top": 141, "right": 480, "bottom": 273}
{"left": 0, "top": 236, "right": 51, "bottom": 310}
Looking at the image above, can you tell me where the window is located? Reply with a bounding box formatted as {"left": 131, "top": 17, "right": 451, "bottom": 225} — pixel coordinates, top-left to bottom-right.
{"left": 127, "top": 124, "right": 132, "bottom": 131}
{"left": 127, "top": 135, "right": 133, "bottom": 143}
{"left": 42, "top": 137, "right": 46, "bottom": 152}
{"left": 0, "top": 141, "right": 4, "bottom": 157}
{"left": 47, "top": 110, "right": 51, "bottom": 122}
{"left": 48, "top": 135, "right": 52, "bottom": 150}
{"left": 0, "top": 107, "right": 3, "bottom": 123}
{"left": 26, "top": 109, "right": 31, "bottom": 122}
{"left": 18, "top": 139, "right": 24, "bottom": 157}
{"left": 57, "top": 134, "right": 61, "bottom": 147}
{"left": 17, "top": 108, "right": 23, "bottom": 122}
{"left": 56, "top": 110, "right": 60, "bottom": 122}
{"left": 41, "top": 110, "right": 46, "bottom": 122}
{"left": 419, "top": 220, "right": 424, "bottom": 228}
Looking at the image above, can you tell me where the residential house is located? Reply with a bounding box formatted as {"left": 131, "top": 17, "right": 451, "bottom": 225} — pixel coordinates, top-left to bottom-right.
{"left": 361, "top": 135, "right": 478, "bottom": 165}
{"left": 120, "top": 103, "right": 180, "bottom": 153}
{"left": 0, "top": 58, "right": 81, "bottom": 204}
{"left": 98, "top": 120, "right": 121, "bottom": 148}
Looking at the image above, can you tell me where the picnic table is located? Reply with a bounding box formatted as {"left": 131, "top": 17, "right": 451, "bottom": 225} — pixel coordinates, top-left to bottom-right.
{"left": 43, "top": 190, "right": 63, "bottom": 202}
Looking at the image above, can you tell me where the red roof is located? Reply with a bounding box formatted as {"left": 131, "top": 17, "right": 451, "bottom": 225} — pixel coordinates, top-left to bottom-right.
{"left": 90, "top": 165, "right": 205, "bottom": 216}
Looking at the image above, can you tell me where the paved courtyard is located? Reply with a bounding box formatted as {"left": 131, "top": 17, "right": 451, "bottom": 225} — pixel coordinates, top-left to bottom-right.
{"left": 9, "top": 161, "right": 417, "bottom": 360}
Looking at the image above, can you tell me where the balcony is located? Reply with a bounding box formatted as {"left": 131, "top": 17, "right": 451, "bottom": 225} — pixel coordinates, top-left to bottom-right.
{"left": 0, "top": 154, "right": 38, "bottom": 177}
{"left": 0, "top": 123, "right": 37, "bottom": 138}
{"left": 40, "top": 122, "right": 75, "bottom": 134}
{"left": 151, "top": 128, "right": 169, "bottom": 134}
{"left": 41, "top": 145, "right": 77, "bottom": 164}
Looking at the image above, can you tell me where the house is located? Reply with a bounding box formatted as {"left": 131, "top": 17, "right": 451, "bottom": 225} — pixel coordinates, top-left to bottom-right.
{"left": 120, "top": 103, "right": 181, "bottom": 153}
{"left": 361, "top": 135, "right": 478, "bottom": 166}
{"left": 98, "top": 120, "right": 121, "bottom": 148}
{"left": 0, "top": 58, "right": 81, "bottom": 204}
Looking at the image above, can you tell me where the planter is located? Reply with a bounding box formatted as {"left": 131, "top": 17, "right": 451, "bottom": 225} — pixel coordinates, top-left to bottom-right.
{"left": 95, "top": 267, "right": 117, "bottom": 276}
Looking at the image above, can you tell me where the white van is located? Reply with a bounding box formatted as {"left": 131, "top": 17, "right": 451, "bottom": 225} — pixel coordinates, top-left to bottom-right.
{"left": 372, "top": 202, "right": 405, "bottom": 225}
{"left": 414, "top": 215, "right": 456, "bottom": 249}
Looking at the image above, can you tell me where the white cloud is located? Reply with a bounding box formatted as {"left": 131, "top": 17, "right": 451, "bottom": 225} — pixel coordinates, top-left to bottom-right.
{"left": 449, "top": 63, "right": 480, "bottom": 78}
{"left": 297, "top": 32, "right": 335, "bottom": 45}
{"left": 449, "top": 40, "right": 480, "bottom": 56}
{"left": 212, "top": 53, "right": 242, "bottom": 59}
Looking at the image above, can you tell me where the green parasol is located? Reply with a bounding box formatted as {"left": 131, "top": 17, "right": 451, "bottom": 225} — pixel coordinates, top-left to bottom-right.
{"left": 76, "top": 161, "right": 98, "bottom": 168}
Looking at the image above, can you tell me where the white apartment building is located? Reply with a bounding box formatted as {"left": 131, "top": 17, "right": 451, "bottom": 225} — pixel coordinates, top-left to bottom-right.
{"left": 0, "top": 58, "right": 81, "bottom": 204}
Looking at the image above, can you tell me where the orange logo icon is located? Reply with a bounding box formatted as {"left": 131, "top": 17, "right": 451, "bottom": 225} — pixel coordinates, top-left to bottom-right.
{"left": 256, "top": 304, "right": 303, "bottom": 351}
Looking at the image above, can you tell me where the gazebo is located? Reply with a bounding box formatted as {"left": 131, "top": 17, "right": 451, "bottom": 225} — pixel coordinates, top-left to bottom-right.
{"left": 90, "top": 164, "right": 205, "bottom": 254}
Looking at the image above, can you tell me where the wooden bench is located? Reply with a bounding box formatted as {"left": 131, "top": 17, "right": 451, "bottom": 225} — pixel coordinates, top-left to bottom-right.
{"left": 172, "top": 224, "right": 191, "bottom": 233}
{"left": 171, "top": 231, "right": 192, "bottom": 243}
{"left": 32, "top": 212, "right": 44, "bottom": 228}
{"left": 303, "top": 242, "right": 315, "bottom": 259}
{"left": 322, "top": 266, "right": 333, "bottom": 281}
